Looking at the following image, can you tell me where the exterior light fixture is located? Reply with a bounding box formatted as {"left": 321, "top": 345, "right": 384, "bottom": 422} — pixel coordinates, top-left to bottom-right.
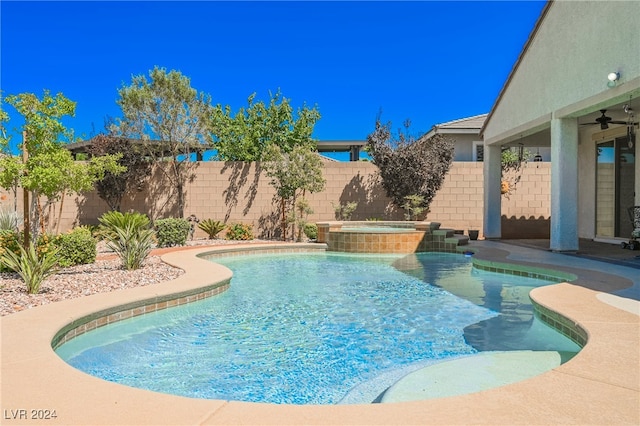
{"left": 533, "top": 149, "right": 543, "bottom": 162}
{"left": 607, "top": 72, "right": 620, "bottom": 88}
{"left": 533, "top": 148, "right": 542, "bottom": 167}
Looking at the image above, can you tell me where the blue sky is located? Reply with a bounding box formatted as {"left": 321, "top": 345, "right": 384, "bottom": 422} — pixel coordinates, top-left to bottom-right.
{"left": 1, "top": 1, "right": 546, "bottom": 157}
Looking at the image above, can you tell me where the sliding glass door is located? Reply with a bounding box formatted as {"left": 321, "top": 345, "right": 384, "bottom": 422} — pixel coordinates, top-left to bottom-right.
{"left": 596, "top": 136, "right": 636, "bottom": 239}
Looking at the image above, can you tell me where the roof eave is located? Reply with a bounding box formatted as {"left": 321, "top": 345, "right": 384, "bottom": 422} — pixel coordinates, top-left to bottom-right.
{"left": 480, "top": 0, "right": 554, "bottom": 138}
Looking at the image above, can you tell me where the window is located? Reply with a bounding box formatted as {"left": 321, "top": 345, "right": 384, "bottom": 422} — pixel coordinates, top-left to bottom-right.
{"left": 473, "top": 141, "right": 484, "bottom": 162}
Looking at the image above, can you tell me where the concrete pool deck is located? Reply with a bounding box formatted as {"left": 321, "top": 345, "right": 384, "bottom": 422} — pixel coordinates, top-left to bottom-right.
{"left": 1, "top": 241, "right": 638, "bottom": 425}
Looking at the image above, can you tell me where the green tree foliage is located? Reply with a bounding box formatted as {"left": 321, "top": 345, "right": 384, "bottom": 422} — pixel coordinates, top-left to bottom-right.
{"left": 113, "top": 67, "right": 213, "bottom": 218}
{"left": 1, "top": 91, "right": 124, "bottom": 240}
{"left": 366, "top": 120, "right": 454, "bottom": 218}
{"left": 262, "top": 144, "right": 325, "bottom": 240}
{"left": 209, "top": 89, "right": 321, "bottom": 161}
{"left": 500, "top": 146, "right": 532, "bottom": 198}
{"left": 88, "top": 134, "right": 152, "bottom": 211}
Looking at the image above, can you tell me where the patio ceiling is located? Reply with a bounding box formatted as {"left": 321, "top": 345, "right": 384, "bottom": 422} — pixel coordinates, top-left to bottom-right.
{"left": 500, "top": 95, "right": 640, "bottom": 149}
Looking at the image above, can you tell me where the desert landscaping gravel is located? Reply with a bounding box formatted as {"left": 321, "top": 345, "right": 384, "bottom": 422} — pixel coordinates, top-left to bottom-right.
{"left": 0, "top": 239, "right": 272, "bottom": 317}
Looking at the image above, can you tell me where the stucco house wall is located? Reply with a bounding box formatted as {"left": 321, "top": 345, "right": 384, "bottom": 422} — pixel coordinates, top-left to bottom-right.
{"left": 484, "top": 1, "right": 640, "bottom": 142}
{"left": 482, "top": 0, "right": 640, "bottom": 248}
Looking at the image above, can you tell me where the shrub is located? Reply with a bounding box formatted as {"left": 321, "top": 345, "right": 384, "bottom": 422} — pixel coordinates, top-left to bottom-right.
{"left": 303, "top": 223, "right": 318, "bottom": 240}
{"left": 97, "top": 211, "right": 151, "bottom": 240}
{"left": 98, "top": 211, "right": 154, "bottom": 270}
{"left": 52, "top": 227, "right": 97, "bottom": 267}
{"left": 0, "top": 242, "right": 59, "bottom": 294}
{"left": 0, "top": 231, "right": 55, "bottom": 272}
{"left": 332, "top": 201, "right": 358, "bottom": 221}
{"left": 225, "top": 223, "right": 254, "bottom": 241}
{"left": 154, "top": 218, "right": 190, "bottom": 247}
{"left": 104, "top": 223, "right": 155, "bottom": 270}
{"left": 402, "top": 194, "right": 428, "bottom": 221}
{"left": 198, "top": 219, "right": 226, "bottom": 239}
{"left": 0, "top": 208, "right": 21, "bottom": 232}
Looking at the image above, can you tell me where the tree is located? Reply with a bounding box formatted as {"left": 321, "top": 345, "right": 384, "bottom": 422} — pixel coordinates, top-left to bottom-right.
{"left": 500, "top": 146, "right": 532, "bottom": 198}
{"left": 1, "top": 91, "right": 123, "bottom": 240}
{"left": 262, "top": 144, "right": 325, "bottom": 240}
{"left": 88, "top": 134, "right": 152, "bottom": 211}
{"left": 209, "top": 89, "right": 321, "bottom": 161}
{"left": 113, "top": 66, "right": 212, "bottom": 218}
{"left": 366, "top": 120, "right": 454, "bottom": 218}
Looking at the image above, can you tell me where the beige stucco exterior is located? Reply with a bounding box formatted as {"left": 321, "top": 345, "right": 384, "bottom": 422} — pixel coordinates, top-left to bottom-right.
{"left": 482, "top": 0, "right": 640, "bottom": 249}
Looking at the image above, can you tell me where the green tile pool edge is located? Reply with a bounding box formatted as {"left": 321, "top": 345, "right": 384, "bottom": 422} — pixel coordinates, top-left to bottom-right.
{"left": 51, "top": 245, "right": 327, "bottom": 350}
{"left": 52, "top": 244, "right": 587, "bottom": 353}
{"left": 457, "top": 246, "right": 586, "bottom": 348}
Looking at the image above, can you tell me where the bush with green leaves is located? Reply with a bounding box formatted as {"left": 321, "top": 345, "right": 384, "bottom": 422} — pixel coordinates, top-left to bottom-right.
{"left": 104, "top": 223, "right": 155, "bottom": 270}
{"left": 303, "top": 223, "right": 318, "bottom": 240}
{"left": 154, "top": 218, "right": 190, "bottom": 247}
{"left": 198, "top": 219, "right": 226, "bottom": 239}
{"left": 332, "top": 201, "right": 358, "bottom": 221}
{"left": 0, "top": 242, "right": 59, "bottom": 294}
{"left": 52, "top": 226, "right": 97, "bottom": 267}
{"left": 402, "top": 195, "right": 428, "bottom": 221}
{"left": 225, "top": 223, "right": 254, "bottom": 241}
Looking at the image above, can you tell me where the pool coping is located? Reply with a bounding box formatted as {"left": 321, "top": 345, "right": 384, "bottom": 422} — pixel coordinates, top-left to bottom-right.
{"left": 1, "top": 242, "right": 638, "bottom": 425}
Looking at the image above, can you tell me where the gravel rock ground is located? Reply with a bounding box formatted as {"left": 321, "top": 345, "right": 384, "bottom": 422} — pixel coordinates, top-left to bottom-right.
{"left": 0, "top": 238, "right": 273, "bottom": 317}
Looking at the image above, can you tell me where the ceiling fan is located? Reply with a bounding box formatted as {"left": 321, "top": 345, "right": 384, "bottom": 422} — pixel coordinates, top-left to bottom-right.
{"left": 583, "top": 110, "right": 628, "bottom": 130}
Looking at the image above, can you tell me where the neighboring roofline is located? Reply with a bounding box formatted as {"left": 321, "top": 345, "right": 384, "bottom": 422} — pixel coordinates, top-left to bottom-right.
{"left": 316, "top": 140, "right": 366, "bottom": 152}
{"left": 434, "top": 113, "right": 488, "bottom": 128}
{"left": 422, "top": 113, "right": 488, "bottom": 140}
{"left": 479, "top": 0, "right": 553, "bottom": 138}
{"left": 65, "top": 137, "right": 367, "bottom": 156}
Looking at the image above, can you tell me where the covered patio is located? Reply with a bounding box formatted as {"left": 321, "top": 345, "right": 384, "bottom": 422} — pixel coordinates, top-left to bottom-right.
{"left": 481, "top": 1, "right": 640, "bottom": 252}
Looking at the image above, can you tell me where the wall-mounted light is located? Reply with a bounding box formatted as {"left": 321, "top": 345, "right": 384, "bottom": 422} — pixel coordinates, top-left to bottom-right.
{"left": 607, "top": 72, "right": 620, "bottom": 88}
{"left": 533, "top": 149, "right": 543, "bottom": 162}
{"left": 533, "top": 148, "right": 543, "bottom": 168}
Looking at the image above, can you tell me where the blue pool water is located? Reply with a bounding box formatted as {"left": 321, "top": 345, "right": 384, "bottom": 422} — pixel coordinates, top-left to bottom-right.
{"left": 56, "top": 252, "right": 580, "bottom": 405}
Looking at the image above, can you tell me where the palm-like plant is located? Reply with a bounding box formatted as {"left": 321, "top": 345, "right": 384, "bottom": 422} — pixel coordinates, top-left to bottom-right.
{"left": 197, "top": 219, "right": 226, "bottom": 239}
{"left": 103, "top": 223, "right": 155, "bottom": 270}
{"left": 97, "top": 211, "right": 151, "bottom": 240}
{"left": 0, "top": 242, "right": 59, "bottom": 294}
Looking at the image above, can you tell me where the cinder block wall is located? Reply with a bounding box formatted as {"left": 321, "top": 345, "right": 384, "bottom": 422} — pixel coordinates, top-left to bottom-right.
{"left": 0, "top": 161, "right": 551, "bottom": 240}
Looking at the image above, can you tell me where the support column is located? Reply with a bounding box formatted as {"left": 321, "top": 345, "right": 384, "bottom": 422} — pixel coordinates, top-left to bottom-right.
{"left": 636, "top": 133, "right": 640, "bottom": 206}
{"left": 550, "top": 117, "right": 579, "bottom": 251}
{"left": 483, "top": 143, "right": 502, "bottom": 239}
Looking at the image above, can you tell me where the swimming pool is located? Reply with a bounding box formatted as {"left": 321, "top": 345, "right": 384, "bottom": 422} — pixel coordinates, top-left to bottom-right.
{"left": 56, "top": 252, "right": 580, "bottom": 405}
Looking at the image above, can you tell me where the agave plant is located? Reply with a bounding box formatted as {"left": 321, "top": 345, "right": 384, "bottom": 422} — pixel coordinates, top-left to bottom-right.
{"left": 197, "top": 219, "right": 226, "bottom": 239}
{"left": 0, "top": 208, "right": 22, "bottom": 232}
{"left": 0, "top": 242, "right": 59, "bottom": 294}
{"left": 103, "top": 222, "right": 155, "bottom": 270}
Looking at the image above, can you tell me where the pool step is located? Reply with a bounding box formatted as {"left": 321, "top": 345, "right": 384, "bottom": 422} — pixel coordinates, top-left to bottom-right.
{"left": 377, "top": 351, "right": 574, "bottom": 403}
{"left": 435, "top": 228, "right": 469, "bottom": 248}
{"left": 449, "top": 234, "right": 469, "bottom": 246}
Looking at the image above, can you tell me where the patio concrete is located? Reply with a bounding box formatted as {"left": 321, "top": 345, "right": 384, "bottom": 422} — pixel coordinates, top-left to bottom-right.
{"left": 1, "top": 241, "right": 638, "bottom": 425}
